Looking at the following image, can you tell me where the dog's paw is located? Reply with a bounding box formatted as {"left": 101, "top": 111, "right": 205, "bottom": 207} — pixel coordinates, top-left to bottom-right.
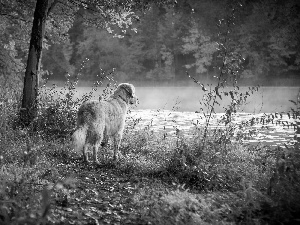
{"left": 83, "top": 155, "right": 89, "bottom": 163}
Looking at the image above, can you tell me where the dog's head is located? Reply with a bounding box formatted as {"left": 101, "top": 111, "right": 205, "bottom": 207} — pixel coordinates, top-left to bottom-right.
{"left": 114, "top": 83, "right": 137, "bottom": 105}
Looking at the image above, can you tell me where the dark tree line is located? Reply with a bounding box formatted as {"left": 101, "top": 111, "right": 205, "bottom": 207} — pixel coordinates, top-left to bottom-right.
{"left": 42, "top": 0, "right": 300, "bottom": 84}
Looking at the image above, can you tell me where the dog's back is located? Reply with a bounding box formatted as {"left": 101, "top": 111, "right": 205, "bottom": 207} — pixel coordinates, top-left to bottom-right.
{"left": 77, "top": 100, "right": 103, "bottom": 128}
{"left": 73, "top": 98, "right": 128, "bottom": 153}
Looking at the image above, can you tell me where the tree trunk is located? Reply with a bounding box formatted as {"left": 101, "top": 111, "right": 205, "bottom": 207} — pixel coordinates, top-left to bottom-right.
{"left": 20, "top": 0, "right": 57, "bottom": 126}
{"left": 296, "top": 88, "right": 300, "bottom": 150}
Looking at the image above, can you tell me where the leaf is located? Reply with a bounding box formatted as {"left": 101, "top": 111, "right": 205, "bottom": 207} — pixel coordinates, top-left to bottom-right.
{"left": 229, "top": 91, "right": 234, "bottom": 100}
{"left": 215, "top": 86, "right": 222, "bottom": 100}
{"left": 201, "top": 84, "right": 208, "bottom": 92}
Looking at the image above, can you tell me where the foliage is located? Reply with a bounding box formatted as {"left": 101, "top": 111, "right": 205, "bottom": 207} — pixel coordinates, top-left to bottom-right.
{"left": 35, "top": 0, "right": 300, "bottom": 84}
{"left": 0, "top": 147, "right": 77, "bottom": 225}
{"left": 0, "top": 17, "right": 25, "bottom": 103}
{"left": 236, "top": 0, "right": 300, "bottom": 79}
{"left": 182, "top": 23, "right": 218, "bottom": 74}
{"left": 136, "top": 188, "right": 233, "bottom": 225}
{"left": 0, "top": 0, "right": 300, "bottom": 86}
{"left": 32, "top": 83, "right": 78, "bottom": 140}
{"left": 76, "top": 28, "right": 129, "bottom": 80}
{"left": 184, "top": 1, "right": 257, "bottom": 148}
{"left": 266, "top": 146, "right": 300, "bottom": 223}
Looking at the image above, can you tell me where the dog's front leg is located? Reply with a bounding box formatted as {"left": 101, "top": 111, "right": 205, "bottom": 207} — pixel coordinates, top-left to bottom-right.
{"left": 93, "top": 144, "right": 100, "bottom": 165}
{"left": 83, "top": 145, "right": 89, "bottom": 162}
{"left": 113, "top": 134, "right": 122, "bottom": 161}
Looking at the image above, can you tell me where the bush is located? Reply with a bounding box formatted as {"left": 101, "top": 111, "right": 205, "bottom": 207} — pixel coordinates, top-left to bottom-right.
{"left": 265, "top": 146, "right": 300, "bottom": 223}
{"left": 32, "top": 102, "right": 77, "bottom": 140}
{"left": 134, "top": 185, "right": 261, "bottom": 225}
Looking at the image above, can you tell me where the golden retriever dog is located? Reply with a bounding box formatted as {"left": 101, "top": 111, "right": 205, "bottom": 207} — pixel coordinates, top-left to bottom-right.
{"left": 72, "top": 83, "right": 137, "bottom": 164}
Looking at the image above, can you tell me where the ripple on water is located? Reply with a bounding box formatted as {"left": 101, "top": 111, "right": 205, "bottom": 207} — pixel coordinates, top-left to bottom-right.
{"left": 128, "top": 109, "right": 296, "bottom": 146}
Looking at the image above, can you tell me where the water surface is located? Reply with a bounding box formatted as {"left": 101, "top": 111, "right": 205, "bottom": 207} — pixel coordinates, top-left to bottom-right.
{"left": 128, "top": 109, "right": 296, "bottom": 147}
{"left": 42, "top": 85, "right": 299, "bottom": 146}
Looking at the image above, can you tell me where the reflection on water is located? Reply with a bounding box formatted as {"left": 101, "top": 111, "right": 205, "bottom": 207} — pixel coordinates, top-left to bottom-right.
{"left": 128, "top": 109, "right": 296, "bottom": 147}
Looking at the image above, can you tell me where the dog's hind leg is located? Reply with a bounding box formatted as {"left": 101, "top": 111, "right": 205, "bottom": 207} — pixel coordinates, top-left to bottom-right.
{"left": 113, "top": 133, "right": 122, "bottom": 161}
{"left": 93, "top": 144, "right": 101, "bottom": 165}
{"left": 94, "top": 128, "right": 105, "bottom": 165}
{"left": 101, "top": 128, "right": 108, "bottom": 147}
{"left": 83, "top": 144, "right": 89, "bottom": 162}
{"left": 100, "top": 129, "right": 109, "bottom": 161}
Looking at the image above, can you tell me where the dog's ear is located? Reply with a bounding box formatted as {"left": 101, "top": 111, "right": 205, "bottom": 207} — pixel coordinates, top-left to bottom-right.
{"left": 118, "top": 83, "right": 134, "bottom": 97}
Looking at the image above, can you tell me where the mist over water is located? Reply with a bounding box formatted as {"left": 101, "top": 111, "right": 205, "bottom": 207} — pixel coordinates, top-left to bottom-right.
{"left": 63, "top": 86, "right": 298, "bottom": 113}
{"left": 134, "top": 86, "right": 298, "bottom": 113}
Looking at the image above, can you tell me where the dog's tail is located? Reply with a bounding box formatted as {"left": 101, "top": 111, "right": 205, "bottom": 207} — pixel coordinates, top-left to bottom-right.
{"left": 72, "top": 125, "right": 87, "bottom": 153}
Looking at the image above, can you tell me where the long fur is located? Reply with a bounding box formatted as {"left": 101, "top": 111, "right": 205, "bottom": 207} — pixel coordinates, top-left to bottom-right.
{"left": 72, "top": 83, "right": 137, "bottom": 163}
{"left": 73, "top": 125, "right": 88, "bottom": 154}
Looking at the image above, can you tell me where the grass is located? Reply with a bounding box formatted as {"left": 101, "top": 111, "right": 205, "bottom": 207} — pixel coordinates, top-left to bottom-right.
{"left": 0, "top": 83, "right": 300, "bottom": 224}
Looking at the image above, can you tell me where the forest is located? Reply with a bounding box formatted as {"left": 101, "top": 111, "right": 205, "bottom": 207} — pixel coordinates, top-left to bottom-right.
{"left": 1, "top": 0, "right": 300, "bottom": 88}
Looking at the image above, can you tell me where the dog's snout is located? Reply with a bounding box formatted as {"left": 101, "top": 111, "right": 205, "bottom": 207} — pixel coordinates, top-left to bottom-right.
{"left": 130, "top": 96, "right": 138, "bottom": 105}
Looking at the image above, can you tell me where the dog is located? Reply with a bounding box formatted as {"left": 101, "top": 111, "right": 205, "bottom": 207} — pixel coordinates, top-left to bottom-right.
{"left": 72, "top": 83, "right": 137, "bottom": 164}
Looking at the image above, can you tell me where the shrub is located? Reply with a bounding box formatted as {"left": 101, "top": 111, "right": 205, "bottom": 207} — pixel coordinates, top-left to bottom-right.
{"left": 266, "top": 145, "right": 300, "bottom": 223}
{"left": 135, "top": 186, "right": 238, "bottom": 225}
{"left": 32, "top": 102, "right": 77, "bottom": 140}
